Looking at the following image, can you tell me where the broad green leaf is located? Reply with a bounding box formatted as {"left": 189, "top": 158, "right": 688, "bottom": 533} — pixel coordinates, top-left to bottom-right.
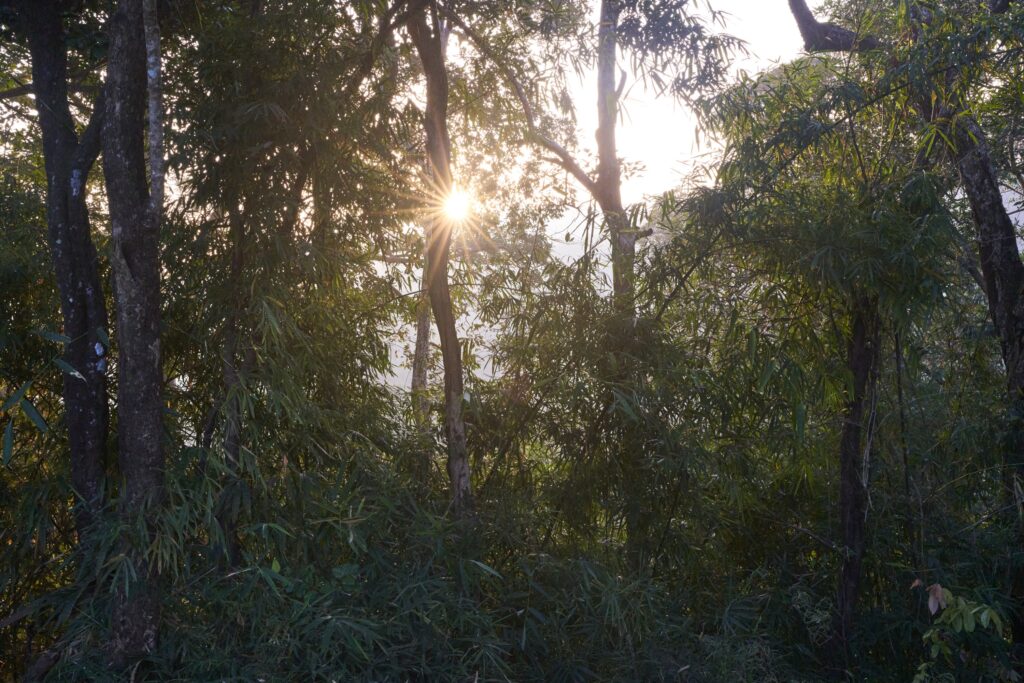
{"left": 963, "top": 610, "right": 975, "bottom": 633}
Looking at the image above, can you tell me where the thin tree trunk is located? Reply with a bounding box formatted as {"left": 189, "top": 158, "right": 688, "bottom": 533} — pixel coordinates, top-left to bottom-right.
{"left": 410, "top": 252, "right": 433, "bottom": 483}
{"left": 893, "top": 332, "right": 911, "bottom": 498}
{"left": 595, "top": 0, "right": 634, "bottom": 309}
{"left": 594, "top": 0, "right": 649, "bottom": 570}
{"left": 218, "top": 342, "right": 254, "bottom": 567}
{"left": 217, "top": 204, "right": 247, "bottom": 567}
{"left": 833, "top": 295, "right": 879, "bottom": 662}
{"left": 103, "top": 0, "right": 165, "bottom": 664}
{"left": 18, "top": 0, "right": 109, "bottom": 538}
{"left": 411, "top": 282, "right": 432, "bottom": 427}
{"left": 407, "top": 3, "right": 473, "bottom": 516}
{"left": 411, "top": 244, "right": 432, "bottom": 426}
{"left": 894, "top": 330, "right": 922, "bottom": 570}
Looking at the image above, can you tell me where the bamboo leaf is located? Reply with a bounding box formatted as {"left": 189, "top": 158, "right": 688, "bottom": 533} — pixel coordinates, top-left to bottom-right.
{"left": 37, "top": 329, "right": 72, "bottom": 344}
{"left": 20, "top": 399, "right": 48, "bottom": 434}
{"left": 2, "top": 382, "right": 31, "bottom": 414}
{"left": 54, "top": 358, "right": 86, "bottom": 381}
{"left": 3, "top": 420, "right": 12, "bottom": 466}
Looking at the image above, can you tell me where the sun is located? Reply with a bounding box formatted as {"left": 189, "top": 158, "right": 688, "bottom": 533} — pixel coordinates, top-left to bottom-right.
{"left": 443, "top": 186, "right": 472, "bottom": 223}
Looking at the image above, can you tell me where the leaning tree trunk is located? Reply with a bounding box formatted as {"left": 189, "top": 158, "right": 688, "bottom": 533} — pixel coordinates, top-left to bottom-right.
{"left": 952, "top": 118, "right": 1024, "bottom": 647}
{"left": 103, "top": 0, "right": 166, "bottom": 664}
{"left": 833, "top": 294, "right": 879, "bottom": 661}
{"left": 407, "top": 3, "right": 473, "bottom": 517}
{"left": 18, "top": 0, "right": 110, "bottom": 538}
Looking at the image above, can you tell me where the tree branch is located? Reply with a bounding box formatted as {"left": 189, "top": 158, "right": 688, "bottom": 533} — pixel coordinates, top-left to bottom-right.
{"left": 0, "top": 604, "right": 32, "bottom": 629}
{"left": 439, "top": 7, "right": 600, "bottom": 196}
{"left": 342, "top": 0, "right": 424, "bottom": 99}
{"left": 70, "top": 87, "right": 104, "bottom": 175}
{"left": 0, "top": 81, "right": 32, "bottom": 100}
{"left": 787, "top": 0, "right": 882, "bottom": 52}
{"left": 0, "top": 81, "right": 98, "bottom": 101}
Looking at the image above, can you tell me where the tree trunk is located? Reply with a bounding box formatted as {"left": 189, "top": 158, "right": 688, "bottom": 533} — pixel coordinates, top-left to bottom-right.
{"left": 953, "top": 119, "right": 1024, "bottom": 408}
{"left": 441, "top": 0, "right": 645, "bottom": 550}
{"left": 103, "top": 0, "right": 166, "bottom": 664}
{"left": 952, "top": 117, "right": 1024, "bottom": 648}
{"left": 594, "top": 0, "right": 649, "bottom": 569}
{"left": 409, "top": 242, "right": 430, "bottom": 479}
{"left": 18, "top": 0, "right": 109, "bottom": 538}
{"left": 407, "top": 3, "right": 473, "bottom": 517}
{"left": 217, "top": 204, "right": 247, "bottom": 567}
{"left": 595, "top": 0, "right": 634, "bottom": 310}
{"left": 833, "top": 295, "right": 879, "bottom": 662}
{"left": 411, "top": 271, "right": 432, "bottom": 428}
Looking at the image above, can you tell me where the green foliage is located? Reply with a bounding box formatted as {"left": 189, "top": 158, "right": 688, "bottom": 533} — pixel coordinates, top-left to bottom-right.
{"left": 4, "top": 0, "right": 1024, "bottom": 680}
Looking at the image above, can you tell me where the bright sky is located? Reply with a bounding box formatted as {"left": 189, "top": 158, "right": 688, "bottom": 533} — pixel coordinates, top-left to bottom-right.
{"left": 570, "top": 0, "right": 809, "bottom": 205}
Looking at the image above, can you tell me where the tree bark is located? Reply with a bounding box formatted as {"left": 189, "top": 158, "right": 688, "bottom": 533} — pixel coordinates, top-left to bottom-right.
{"left": 17, "top": 0, "right": 109, "bottom": 538}
{"left": 103, "top": 0, "right": 166, "bottom": 664}
{"left": 411, "top": 245, "right": 432, "bottom": 423}
{"left": 409, "top": 247, "right": 433, "bottom": 483}
{"left": 833, "top": 295, "right": 879, "bottom": 662}
{"left": 594, "top": 0, "right": 651, "bottom": 570}
{"left": 407, "top": 2, "right": 473, "bottom": 516}
{"left": 411, "top": 279, "right": 432, "bottom": 427}
{"left": 953, "top": 117, "right": 1024, "bottom": 648}
{"left": 786, "top": 0, "right": 881, "bottom": 52}
{"left": 595, "top": 0, "right": 633, "bottom": 310}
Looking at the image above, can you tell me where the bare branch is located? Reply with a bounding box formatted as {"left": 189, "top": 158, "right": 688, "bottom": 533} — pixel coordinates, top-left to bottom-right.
{"left": 0, "top": 80, "right": 99, "bottom": 102}
{"left": 0, "top": 81, "right": 32, "bottom": 100}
